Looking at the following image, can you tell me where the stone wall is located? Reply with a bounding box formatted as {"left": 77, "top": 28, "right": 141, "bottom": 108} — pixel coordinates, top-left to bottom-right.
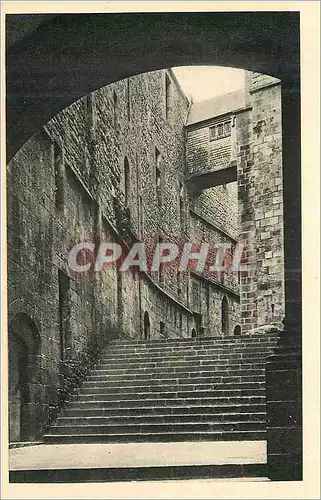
{"left": 183, "top": 71, "right": 284, "bottom": 333}
{"left": 186, "top": 120, "right": 232, "bottom": 175}
{"left": 237, "top": 74, "right": 284, "bottom": 332}
{"left": 8, "top": 68, "right": 239, "bottom": 438}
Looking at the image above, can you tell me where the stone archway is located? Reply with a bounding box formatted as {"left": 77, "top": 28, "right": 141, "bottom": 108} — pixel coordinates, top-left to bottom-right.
{"left": 8, "top": 313, "right": 41, "bottom": 442}
{"left": 5, "top": 12, "right": 302, "bottom": 480}
{"left": 6, "top": 13, "right": 300, "bottom": 162}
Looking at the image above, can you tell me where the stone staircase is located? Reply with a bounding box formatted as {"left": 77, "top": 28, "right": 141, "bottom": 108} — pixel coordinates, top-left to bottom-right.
{"left": 44, "top": 334, "right": 279, "bottom": 444}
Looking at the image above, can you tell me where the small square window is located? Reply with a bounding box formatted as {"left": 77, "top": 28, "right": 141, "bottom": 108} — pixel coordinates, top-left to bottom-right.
{"left": 209, "top": 126, "right": 216, "bottom": 141}
{"left": 224, "top": 122, "right": 231, "bottom": 135}
{"left": 217, "top": 124, "right": 224, "bottom": 137}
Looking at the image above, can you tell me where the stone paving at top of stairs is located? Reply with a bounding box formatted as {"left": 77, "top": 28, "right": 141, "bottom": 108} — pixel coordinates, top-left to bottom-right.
{"left": 9, "top": 440, "right": 266, "bottom": 471}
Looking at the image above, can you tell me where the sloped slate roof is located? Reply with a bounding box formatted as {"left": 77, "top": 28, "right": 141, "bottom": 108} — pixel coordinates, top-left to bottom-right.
{"left": 186, "top": 89, "right": 246, "bottom": 126}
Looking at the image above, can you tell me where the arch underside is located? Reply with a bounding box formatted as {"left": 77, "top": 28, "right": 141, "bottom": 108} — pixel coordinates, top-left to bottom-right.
{"left": 6, "top": 12, "right": 300, "bottom": 162}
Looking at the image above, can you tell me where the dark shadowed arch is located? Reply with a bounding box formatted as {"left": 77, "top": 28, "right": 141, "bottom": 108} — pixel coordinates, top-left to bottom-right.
{"left": 6, "top": 12, "right": 300, "bottom": 162}
{"left": 8, "top": 313, "right": 41, "bottom": 442}
{"left": 124, "top": 156, "right": 130, "bottom": 207}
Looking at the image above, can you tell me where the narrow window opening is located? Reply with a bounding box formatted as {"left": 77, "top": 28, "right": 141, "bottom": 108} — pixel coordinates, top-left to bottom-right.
{"left": 54, "top": 143, "right": 64, "bottom": 210}
{"left": 217, "top": 123, "right": 224, "bottom": 137}
{"left": 155, "top": 147, "right": 162, "bottom": 205}
{"left": 158, "top": 235, "right": 164, "bottom": 284}
{"left": 177, "top": 271, "right": 182, "bottom": 297}
{"left": 58, "top": 270, "right": 71, "bottom": 359}
{"left": 127, "top": 79, "right": 131, "bottom": 121}
{"left": 113, "top": 90, "right": 118, "bottom": 128}
{"left": 124, "top": 157, "right": 130, "bottom": 208}
{"left": 179, "top": 181, "right": 185, "bottom": 231}
{"left": 165, "top": 73, "right": 172, "bottom": 122}
{"left": 139, "top": 195, "right": 144, "bottom": 235}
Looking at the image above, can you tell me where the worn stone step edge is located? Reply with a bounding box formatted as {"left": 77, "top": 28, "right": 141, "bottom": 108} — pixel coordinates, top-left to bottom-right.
{"left": 102, "top": 344, "right": 277, "bottom": 358}
{"left": 57, "top": 412, "right": 266, "bottom": 425}
{"left": 78, "top": 384, "right": 265, "bottom": 396}
{"left": 43, "top": 430, "right": 266, "bottom": 444}
{"left": 72, "top": 388, "right": 266, "bottom": 402}
{"left": 110, "top": 334, "right": 279, "bottom": 346}
{"left": 66, "top": 396, "right": 266, "bottom": 408}
{"left": 102, "top": 348, "right": 276, "bottom": 360}
{"left": 48, "top": 422, "right": 266, "bottom": 436}
{"left": 95, "top": 358, "right": 271, "bottom": 369}
{"left": 62, "top": 403, "right": 266, "bottom": 417}
{"left": 81, "top": 382, "right": 265, "bottom": 393}
{"left": 9, "top": 463, "right": 268, "bottom": 483}
{"left": 84, "top": 375, "right": 265, "bottom": 387}
{"left": 91, "top": 365, "right": 267, "bottom": 376}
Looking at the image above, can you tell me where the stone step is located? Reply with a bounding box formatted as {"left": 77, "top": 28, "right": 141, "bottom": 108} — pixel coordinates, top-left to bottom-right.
{"left": 9, "top": 463, "right": 268, "bottom": 483}
{"left": 97, "top": 352, "right": 274, "bottom": 369}
{"left": 109, "top": 333, "right": 279, "bottom": 347}
{"left": 62, "top": 403, "right": 266, "bottom": 418}
{"left": 82, "top": 380, "right": 264, "bottom": 392}
{"left": 102, "top": 343, "right": 277, "bottom": 358}
{"left": 65, "top": 395, "right": 265, "bottom": 409}
{"left": 90, "top": 366, "right": 266, "bottom": 380}
{"left": 57, "top": 412, "right": 266, "bottom": 426}
{"left": 104, "top": 346, "right": 276, "bottom": 360}
{"left": 78, "top": 381, "right": 265, "bottom": 395}
{"left": 88, "top": 359, "right": 266, "bottom": 379}
{"left": 45, "top": 333, "right": 276, "bottom": 447}
{"left": 84, "top": 374, "right": 265, "bottom": 387}
{"left": 43, "top": 429, "right": 266, "bottom": 444}
{"left": 48, "top": 420, "right": 266, "bottom": 436}
{"left": 72, "top": 388, "right": 265, "bottom": 402}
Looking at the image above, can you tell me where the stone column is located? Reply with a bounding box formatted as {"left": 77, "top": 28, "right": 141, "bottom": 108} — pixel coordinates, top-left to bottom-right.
{"left": 266, "top": 85, "right": 302, "bottom": 480}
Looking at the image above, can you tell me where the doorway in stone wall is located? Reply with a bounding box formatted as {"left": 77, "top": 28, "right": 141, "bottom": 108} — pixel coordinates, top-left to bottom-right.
{"left": 143, "top": 311, "right": 150, "bottom": 340}
{"left": 234, "top": 324, "right": 241, "bottom": 336}
{"left": 8, "top": 313, "right": 40, "bottom": 442}
{"left": 221, "top": 296, "right": 229, "bottom": 335}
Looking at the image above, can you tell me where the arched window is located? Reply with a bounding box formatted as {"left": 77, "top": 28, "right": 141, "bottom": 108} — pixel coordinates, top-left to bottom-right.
{"left": 191, "top": 328, "right": 197, "bottom": 338}
{"left": 234, "top": 325, "right": 241, "bottom": 336}
{"left": 124, "top": 156, "right": 130, "bottom": 207}
{"left": 143, "top": 311, "right": 150, "bottom": 340}
{"left": 221, "top": 296, "right": 229, "bottom": 335}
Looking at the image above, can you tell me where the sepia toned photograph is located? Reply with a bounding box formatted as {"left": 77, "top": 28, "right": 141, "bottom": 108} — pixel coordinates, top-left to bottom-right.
{"left": 1, "top": 4, "right": 319, "bottom": 498}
